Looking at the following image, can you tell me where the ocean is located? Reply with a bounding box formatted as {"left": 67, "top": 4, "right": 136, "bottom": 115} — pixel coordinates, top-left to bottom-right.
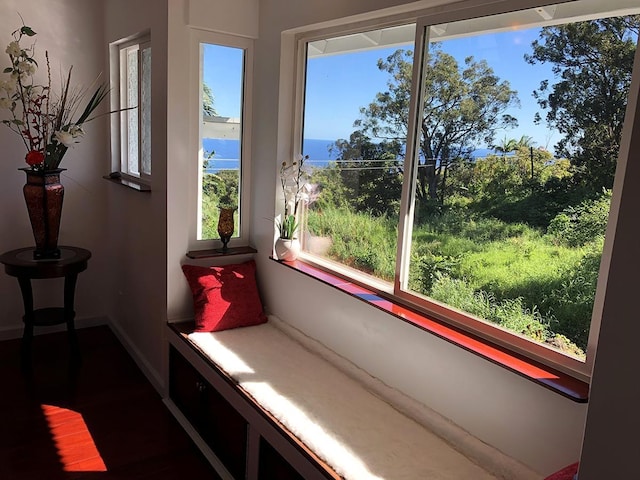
{"left": 203, "top": 138, "right": 340, "bottom": 172}
{"left": 203, "top": 138, "right": 497, "bottom": 172}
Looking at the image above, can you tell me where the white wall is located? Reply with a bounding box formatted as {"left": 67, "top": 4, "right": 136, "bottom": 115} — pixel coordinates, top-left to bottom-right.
{"left": 3, "top": 0, "right": 636, "bottom": 478}
{"left": 250, "top": 0, "right": 589, "bottom": 476}
{"left": 578, "top": 36, "right": 640, "bottom": 480}
{"left": 104, "top": 0, "right": 259, "bottom": 392}
{"left": 186, "top": 0, "right": 259, "bottom": 37}
{"left": 0, "top": 0, "right": 109, "bottom": 338}
{"left": 103, "top": 0, "right": 169, "bottom": 389}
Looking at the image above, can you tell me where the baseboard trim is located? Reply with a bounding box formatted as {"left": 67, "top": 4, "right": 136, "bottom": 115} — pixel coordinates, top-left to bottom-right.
{"left": 0, "top": 316, "right": 108, "bottom": 342}
{"left": 107, "top": 318, "right": 165, "bottom": 394}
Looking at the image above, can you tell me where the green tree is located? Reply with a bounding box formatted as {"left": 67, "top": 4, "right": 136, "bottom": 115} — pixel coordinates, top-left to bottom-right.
{"left": 202, "top": 83, "right": 217, "bottom": 117}
{"left": 492, "top": 136, "right": 519, "bottom": 156}
{"left": 471, "top": 146, "right": 553, "bottom": 202}
{"left": 356, "top": 46, "right": 519, "bottom": 207}
{"left": 526, "top": 16, "right": 639, "bottom": 193}
{"left": 516, "top": 135, "right": 535, "bottom": 149}
{"left": 328, "top": 130, "right": 403, "bottom": 217}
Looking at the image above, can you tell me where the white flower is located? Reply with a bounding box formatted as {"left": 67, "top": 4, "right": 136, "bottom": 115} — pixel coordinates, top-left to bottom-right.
{"left": 68, "top": 125, "right": 84, "bottom": 138}
{"left": 5, "top": 41, "right": 21, "bottom": 57}
{"left": 0, "top": 77, "right": 16, "bottom": 92}
{"left": 296, "top": 191, "right": 310, "bottom": 204}
{"left": 17, "top": 61, "right": 35, "bottom": 76}
{"left": 0, "top": 97, "right": 11, "bottom": 109}
{"left": 54, "top": 130, "right": 80, "bottom": 147}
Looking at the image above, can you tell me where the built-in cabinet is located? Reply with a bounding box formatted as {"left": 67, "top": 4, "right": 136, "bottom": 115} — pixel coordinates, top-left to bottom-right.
{"left": 169, "top": 348, "right": 248, "bottom": 479}
{"left": 167, "top": 333, "right": 334, "bottom": 480}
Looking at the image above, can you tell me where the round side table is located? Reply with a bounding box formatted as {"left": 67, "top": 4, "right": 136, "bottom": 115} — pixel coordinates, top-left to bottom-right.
{"left": 0, "top": 246, "right": 91, "bottom": 368}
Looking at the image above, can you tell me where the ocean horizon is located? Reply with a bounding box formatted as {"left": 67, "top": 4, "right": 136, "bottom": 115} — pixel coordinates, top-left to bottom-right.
{"left": 203, "top": 138, "right": 499, "bottom": 172}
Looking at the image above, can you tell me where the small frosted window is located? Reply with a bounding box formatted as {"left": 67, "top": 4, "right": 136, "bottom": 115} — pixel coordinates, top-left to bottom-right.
{"left": 140, "top": 46, "right": 151, "bottom": 176}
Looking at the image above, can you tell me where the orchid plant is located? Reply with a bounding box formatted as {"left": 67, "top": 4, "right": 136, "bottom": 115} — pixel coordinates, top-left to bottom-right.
{"left": 0, "top": 22, "right": 109, "bottom": 171}
{"left": 278, "top": 153, "right": 309, "bottom": 239}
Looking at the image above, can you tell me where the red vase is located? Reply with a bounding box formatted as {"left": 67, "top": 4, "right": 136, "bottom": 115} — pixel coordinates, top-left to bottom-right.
{"left": 21, "top": 168, "right": 65, "bottom": 259}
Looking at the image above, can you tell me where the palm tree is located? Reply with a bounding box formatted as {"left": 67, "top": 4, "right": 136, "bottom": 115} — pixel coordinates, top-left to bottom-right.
{"left": 516, "top": 135, "right": 535, "bottom": 148}
{"left": 493, "top": 136, "right": 519, "bottom": 156}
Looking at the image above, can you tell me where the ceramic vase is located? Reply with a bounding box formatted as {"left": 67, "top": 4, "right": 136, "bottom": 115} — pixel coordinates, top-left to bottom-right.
{"left": 275, "top": 237, "right": 301, "bottom": 261}
{"left": 21, "top": 168, "right": 65, "bottom": 260}
{"left": 217, "top": 207, "right": 236, "bottom": 253}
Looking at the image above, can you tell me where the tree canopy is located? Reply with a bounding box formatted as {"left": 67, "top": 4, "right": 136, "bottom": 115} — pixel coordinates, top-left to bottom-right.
{"left": 526, "top": 16, "right": 639, "bottom": 193}
{"left": 203, "top": 83, "right": 217, "bottom": 117}
{"left": 329, "top": 131, "right": 403, "bottom": 217}
{"left": 354, "top": 46, "right": 519, "bottom": 206}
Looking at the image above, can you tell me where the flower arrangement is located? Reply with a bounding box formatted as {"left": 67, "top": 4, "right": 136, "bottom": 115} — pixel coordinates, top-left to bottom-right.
{"left": 277, "top": 153, "right": 309, "bottom": 239}
{"left": 0, "top": 22, "right": 109, "bottom": 171}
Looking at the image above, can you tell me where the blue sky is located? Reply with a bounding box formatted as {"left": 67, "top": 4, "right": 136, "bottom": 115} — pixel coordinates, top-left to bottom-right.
{"left": 202, "top": 44, "right": 243, "bottom": 118}
{"left": 202, "top": 26, "right": 561, "bottom": 153}
{"left": 304, "top": 26, "right": 560, "bottom": 151}
{"left": 441, "top": 27, "right": 558, "bottom": 149}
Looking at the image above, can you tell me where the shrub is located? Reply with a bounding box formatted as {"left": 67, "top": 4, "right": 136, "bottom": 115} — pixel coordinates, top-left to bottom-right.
{"left": 419, "top": 207, "right": 533, "bottom": 243}
{"left": 547, "top": 190, "right": 612, "bottom": 247}
{"left": 430, "top": 274, "right": 549, "bottom": 342}
{"left": 543, "top": 243, "right": 603, "bottom": 351}
{"left": 409, "top": 253, "right": 459, "bottom": 293}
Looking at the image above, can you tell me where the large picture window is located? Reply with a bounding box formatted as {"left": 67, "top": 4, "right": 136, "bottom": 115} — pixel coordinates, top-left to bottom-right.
{"left": 295, "top": 0, "right": 640, "bottom": 379}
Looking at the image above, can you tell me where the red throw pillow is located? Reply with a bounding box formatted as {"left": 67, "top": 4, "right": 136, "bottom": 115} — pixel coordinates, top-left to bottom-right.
{"left": 182, "top": 260, "right": 267, "bottom": 332}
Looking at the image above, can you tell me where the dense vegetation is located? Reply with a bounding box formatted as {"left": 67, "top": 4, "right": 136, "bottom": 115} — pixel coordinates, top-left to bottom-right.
{"left": 307, "top": 178, "right": 610, "bottom": 357}
{"left": 201, "top": 169, "right": 239, "bottom": 239}
{"left": 302, "top": 17, "right": 639, "bottom": 357}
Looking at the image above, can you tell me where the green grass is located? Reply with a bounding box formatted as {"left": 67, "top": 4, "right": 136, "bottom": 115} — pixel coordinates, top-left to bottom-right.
{"left": 307, "top": 205, "right": 599, "bottom": 356}
{"left": 307, "top": 206, "right": 397, "bottom": 280}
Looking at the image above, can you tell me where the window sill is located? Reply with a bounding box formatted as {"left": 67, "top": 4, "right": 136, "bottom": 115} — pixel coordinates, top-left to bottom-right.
{"left": 186, "top": 246, "right": 257, "bottom": 259}
{"left": 272, "top": 257, "right": 589, "bottom": 403}
{"left": 103, "top": 173, "right": 151, "bottom": 192}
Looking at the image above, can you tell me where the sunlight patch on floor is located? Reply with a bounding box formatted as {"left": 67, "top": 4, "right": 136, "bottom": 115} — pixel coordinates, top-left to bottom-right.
{"left": 41, "top": 404, "right": 107, "bottom": 472}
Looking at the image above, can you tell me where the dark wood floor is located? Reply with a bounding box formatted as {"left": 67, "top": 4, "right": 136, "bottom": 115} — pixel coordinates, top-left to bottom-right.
{"left": 0, "top": 325, "right": 222, "bottom": 479}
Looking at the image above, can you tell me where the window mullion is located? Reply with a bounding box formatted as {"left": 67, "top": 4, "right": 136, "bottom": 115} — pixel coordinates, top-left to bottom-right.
{"left": 394, "top": 21, "right": 431, "bottom": 295}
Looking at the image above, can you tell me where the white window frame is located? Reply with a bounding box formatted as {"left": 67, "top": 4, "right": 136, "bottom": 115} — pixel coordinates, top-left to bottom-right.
{"left": 290, "top": 0, "right": 640, "bottom": 382}
{"left": 187, "top": 29, "right": 254, "bottom": 251}
{"left": 109, "top": 33, "right": 151, "bottom": 185}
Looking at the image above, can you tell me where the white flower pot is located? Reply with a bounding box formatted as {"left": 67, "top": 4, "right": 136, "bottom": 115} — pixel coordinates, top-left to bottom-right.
{"left": 275, "top": 237, "right": 301, "bottom": 261}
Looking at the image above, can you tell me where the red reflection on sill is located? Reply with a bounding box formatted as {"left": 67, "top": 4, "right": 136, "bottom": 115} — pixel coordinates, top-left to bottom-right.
{"left": 274, "top": 258, "right": 588, "bottom": 403}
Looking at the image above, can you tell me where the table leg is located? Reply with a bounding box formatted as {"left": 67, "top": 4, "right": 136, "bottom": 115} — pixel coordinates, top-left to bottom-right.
{"left": 64, "top": 272, "right": 81, "bottom": 364}
{"left": 17, "top": 276, "right": 34, "bottom": 369}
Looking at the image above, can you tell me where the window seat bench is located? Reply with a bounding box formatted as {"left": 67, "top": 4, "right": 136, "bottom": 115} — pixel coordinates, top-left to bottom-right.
{"left": 165, "top": 317, "right": 539, "bottom": 480}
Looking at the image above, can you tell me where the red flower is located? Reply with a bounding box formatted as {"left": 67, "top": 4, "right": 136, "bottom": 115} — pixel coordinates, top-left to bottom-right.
{"left": 25, "top": 150, "right": 44, "bottom": 167}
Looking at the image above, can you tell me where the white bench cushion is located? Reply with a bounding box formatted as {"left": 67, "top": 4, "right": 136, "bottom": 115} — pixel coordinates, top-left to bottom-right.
{"left": 188, "top": 320, "right": 498, "bottom": 480}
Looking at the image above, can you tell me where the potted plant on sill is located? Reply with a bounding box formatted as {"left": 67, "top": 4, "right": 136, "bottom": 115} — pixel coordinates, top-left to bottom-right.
{"left": 275, "top": 213, "right": 300, "bottom": 261}
{"left": 275, "top": 154, "right": 308, "bottom": 261}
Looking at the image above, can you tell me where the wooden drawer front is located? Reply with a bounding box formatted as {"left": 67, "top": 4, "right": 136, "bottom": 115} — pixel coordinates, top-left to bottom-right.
{"left": 258, "top": 437, "right": 305, "bottom": 480}
{"left": 169, "top": 346, "right": 204, "bottom": 427}
{"left": 169, "top": 347, "right": 248, "bottom": 479}
{"left": 200, "top": 377, "right": 248, "bottom": 479}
